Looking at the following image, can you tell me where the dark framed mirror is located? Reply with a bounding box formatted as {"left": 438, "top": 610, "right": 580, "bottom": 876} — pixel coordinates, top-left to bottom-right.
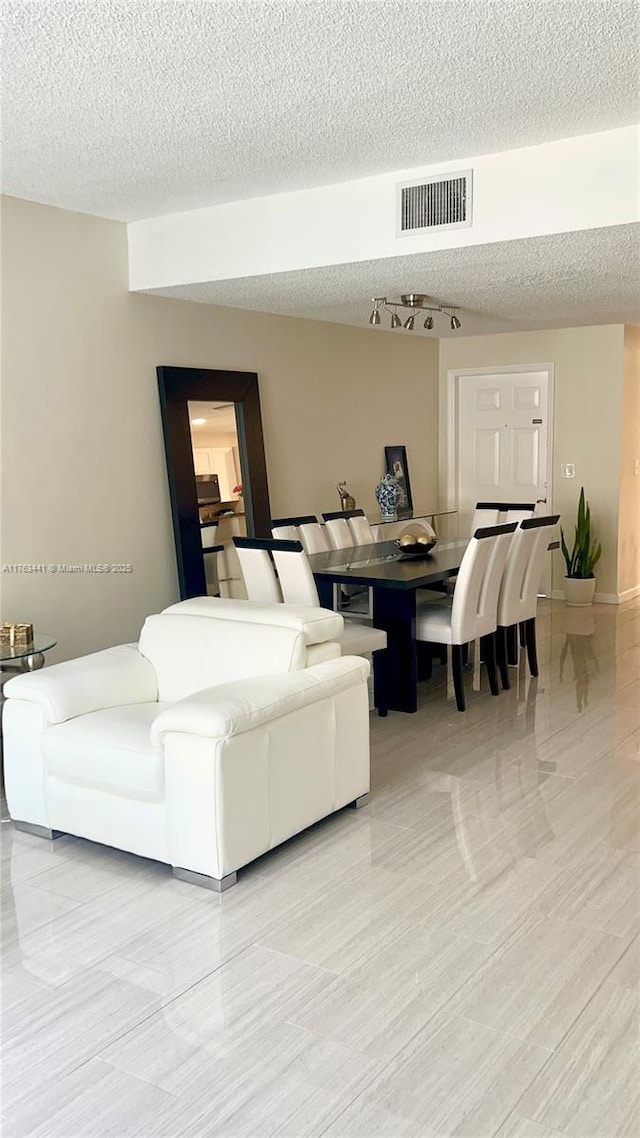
{"left": 157, "top": 366, "right": 271, "bottom": 599}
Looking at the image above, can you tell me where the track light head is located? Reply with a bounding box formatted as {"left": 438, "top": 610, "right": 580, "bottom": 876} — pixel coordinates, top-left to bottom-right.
{"left": 367, "top": 293, "right": 463, "bottom": 332}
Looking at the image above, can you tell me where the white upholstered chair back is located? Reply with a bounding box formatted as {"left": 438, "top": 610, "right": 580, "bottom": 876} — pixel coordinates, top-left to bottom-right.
{"left": 233, "top": 539, "right": 282, "bottom": 603}
{"left": 498, "top": 515, "right": 559, "bottom": 626}
{"left": 298, "top": 521, "right": 331, "bottom": 555}
{"left": 271, "top": 515, "right": 320, "bottom": 544}
{"left": 348, "top": 512, "right": 376, "bottom": 544}
{"left": 505, "top": 506, "right": 536, "bottom": 525}
{"left": 271, "top": 541, "right": 321, "bottom": 607}
{"left": 271, "top": 524, "right": 299, "bottom": 541}
{"left": 470, "top": 505, "right": 501, "bottom": 534}
{"left": 471, "top": 502, "right": 535, "bottom": 536}
{"left": 322, "top": 515, "right": 354, "bottom": 550}
{"left": 450, "top": 523, "right": 516, "bottom": 643}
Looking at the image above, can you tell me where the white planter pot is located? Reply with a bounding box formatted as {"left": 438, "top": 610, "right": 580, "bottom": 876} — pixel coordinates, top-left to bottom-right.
{"left": 564, "top": 576, "right": 596, "bottom": 607}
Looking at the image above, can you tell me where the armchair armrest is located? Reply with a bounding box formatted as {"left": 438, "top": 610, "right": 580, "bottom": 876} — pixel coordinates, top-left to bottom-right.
{"left": 2, "top": 644, "right": 158, "bottom": 724}
{"left": 151, "top": 656, "right": 369, "bottom": 743}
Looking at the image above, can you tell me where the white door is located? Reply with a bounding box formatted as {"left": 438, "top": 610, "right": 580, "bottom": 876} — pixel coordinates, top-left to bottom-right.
{"left": 457, "top": 369, "right": 552, "bottom": 590}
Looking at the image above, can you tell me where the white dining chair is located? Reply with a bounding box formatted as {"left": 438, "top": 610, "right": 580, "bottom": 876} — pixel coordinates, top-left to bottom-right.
{"left": 322, "top": 510, "right": 376, "bottom": 616}
{"left": 271, "top": 515, "right": 316, "bottom": 543}
{"left": 504, "top": 503, "right": 536, "bottom": 525}
{"left": 233, "top": 537, "right": 283, "bottom": 603}
{"left": 321, "top": 512, "right": 354, "bottom": 550}
{"left": 470, "top": 503, "right": 502, "bottom": 534}
{"left": 415, "top": 522, "right": 517, "bottom": 711}
{"left": 470, "top": 501, "right": 535, "bottom": 535}
{"left": 495, "top": 514, "right": 560, "bottom": 687}
{"left": 347, "top": 510, "right": 377, "bottom": 545}
{"left": 269, "top": 538, "right": 389, "bottom": 716}
{"left": 298, "top": 520, "right": 331, "bottom": 555}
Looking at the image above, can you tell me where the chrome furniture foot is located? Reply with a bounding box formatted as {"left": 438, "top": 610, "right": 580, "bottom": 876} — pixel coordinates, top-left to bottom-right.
{"left": 14, "top": 820, "right": 65, "bottom": 840}
{"left": 172, "top": 866, "right": 237, "bottom": 892}
{"left": 350, "top": 793, "right": 370, "bottom": 809}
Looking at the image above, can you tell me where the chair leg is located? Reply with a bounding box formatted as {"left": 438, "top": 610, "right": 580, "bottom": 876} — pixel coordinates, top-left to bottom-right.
{"left": 506, "top": 623, "right": 519, "bottom": 666}
{"left": 495, "top": 626, "right": 510, "bottom": 690}
{"left": 451, "top": 645, "right": 466, "bottom": 712}
{"left": 524, "top": 617, "right": 539, "bottom": 677}
{"left": 480, "top": 633, "right": 499, "bottom": 696}
{"left": 519, "top": 622, "right": 526, "bottom": 648}
{"left": 373, "top": 650, "right": 388, "bottom": 717}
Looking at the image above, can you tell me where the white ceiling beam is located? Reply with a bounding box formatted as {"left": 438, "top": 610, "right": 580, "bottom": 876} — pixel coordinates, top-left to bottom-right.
{"left": 128, "top": 127, "right": 639, "bottom": 293}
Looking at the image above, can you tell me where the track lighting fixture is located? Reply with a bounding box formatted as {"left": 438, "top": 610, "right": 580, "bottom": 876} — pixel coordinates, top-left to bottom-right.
{"left": 368, "top": 294, "right": 462, "bottom": 332}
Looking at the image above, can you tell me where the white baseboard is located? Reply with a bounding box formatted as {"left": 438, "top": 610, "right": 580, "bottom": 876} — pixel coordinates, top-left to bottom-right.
{"left": 550, "top": 586, "right": 640, "bottom": 605}
{"left": 618, "top": 584, "right": 640, "bottom": 603}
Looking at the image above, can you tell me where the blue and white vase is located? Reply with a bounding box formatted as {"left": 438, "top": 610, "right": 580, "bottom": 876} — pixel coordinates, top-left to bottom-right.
{"left": 375, "top": 473, "right": 401, "bottom": 520}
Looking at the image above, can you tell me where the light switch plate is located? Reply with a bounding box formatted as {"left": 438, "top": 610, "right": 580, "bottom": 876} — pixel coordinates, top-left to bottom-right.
{"left": 561, "top": 463, "right": 575, "bottom": 479}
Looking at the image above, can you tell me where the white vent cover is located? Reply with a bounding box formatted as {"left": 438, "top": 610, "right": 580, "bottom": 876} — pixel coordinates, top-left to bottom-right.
{"left": 397, "top": 170, "right": 472, "bottom": 234}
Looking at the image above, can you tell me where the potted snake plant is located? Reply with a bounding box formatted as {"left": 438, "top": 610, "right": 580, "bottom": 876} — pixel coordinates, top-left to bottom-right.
{"left": 561, "top": 487, "right": 602, "bottom": 606}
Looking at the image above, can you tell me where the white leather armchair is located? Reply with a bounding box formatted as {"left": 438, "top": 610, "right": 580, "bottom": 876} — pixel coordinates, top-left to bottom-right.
{"left": 3, "top": 600, "right": 370, "bottom": 890}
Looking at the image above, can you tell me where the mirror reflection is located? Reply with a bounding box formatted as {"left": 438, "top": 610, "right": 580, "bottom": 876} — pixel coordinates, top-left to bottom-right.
{"left": 189, "top": 401, "right": 247, "bottom": 598}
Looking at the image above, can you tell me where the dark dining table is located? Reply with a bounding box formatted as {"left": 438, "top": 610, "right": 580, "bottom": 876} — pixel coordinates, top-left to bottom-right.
{"left": 309, "top": 539, "right": 470, "bottom": 713}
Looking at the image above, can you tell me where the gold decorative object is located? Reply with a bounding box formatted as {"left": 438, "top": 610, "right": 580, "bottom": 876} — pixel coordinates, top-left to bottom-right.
{"left": 1, "top": 622, "right": 34, "bottom": 648}
{"left": 337, "top": 481, "right": 356, "bottom": 511}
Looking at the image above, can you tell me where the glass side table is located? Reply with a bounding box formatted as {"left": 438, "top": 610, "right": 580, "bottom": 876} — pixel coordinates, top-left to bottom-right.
{"left": 0, "top": 635, "right": 57, "bottom": 674}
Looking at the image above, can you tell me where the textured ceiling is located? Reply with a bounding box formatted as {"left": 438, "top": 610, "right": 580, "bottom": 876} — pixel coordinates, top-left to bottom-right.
{"left": 148, "top": 225, "right": 640, "bottom": 336}
{"left": 2, "top": 0, "right": 638, "bottom": 221}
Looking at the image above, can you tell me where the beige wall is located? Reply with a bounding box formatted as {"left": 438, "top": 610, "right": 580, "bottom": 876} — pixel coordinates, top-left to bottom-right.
{"left": 439, "top": 325, "right": 626, "bottom": 597}
{"left": 0, "top": 195, "right": 438, "bottom": 661}
{"left": 618, "top": 325, "right": 640, "bottom": 596}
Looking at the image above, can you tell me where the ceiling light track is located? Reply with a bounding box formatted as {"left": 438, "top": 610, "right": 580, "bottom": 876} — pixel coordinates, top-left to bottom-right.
{"left": 369, "top": 293, "right": 462, "bottom": 332}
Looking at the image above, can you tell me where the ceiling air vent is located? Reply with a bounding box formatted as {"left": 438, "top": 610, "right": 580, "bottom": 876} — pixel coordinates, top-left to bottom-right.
{"left": 398, "top": 170, "right": 472, "bottom": 235}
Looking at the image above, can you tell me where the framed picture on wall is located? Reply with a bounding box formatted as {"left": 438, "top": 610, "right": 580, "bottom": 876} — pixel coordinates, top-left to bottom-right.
{"left": 384, "top": 445, "right": 413, "bottom": 511}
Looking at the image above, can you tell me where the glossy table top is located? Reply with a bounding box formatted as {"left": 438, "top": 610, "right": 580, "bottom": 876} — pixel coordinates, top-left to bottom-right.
{"left": 0, "top": 634, "right": 57, "bottom": 664}
{"left": 309, "top": 539, "right": 469, "bottom": 590}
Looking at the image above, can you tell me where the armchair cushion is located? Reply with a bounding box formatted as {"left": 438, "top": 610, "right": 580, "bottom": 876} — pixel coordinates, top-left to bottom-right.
{"left": 44, "top": 703, "right": 169, "bottom": 802}
{"left": 151, "top": 656, "right": 370, "bottom": 743}
{"left": 163, "top": 597, "right": 343, "bottom": 646}
{"left": 2, "top": 644, "right": 157, "bottom": 725}
{"left": 138, "top": 613, "right": 310, "bottom": 701}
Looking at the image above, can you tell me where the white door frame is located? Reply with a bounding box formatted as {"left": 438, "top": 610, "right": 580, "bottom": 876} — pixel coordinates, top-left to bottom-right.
{"left": 444, "top": 362, "right": 555, "bottom": 516}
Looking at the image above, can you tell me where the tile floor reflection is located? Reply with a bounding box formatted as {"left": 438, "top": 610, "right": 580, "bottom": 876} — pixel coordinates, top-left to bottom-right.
{"left": 1, "top": 599, "right": 639, "bottom": 1137}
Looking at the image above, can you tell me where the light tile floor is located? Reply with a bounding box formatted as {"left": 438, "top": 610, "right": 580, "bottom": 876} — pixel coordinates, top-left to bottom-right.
{"left": 1, "top": 598, "right": 639, "bottom": 1137}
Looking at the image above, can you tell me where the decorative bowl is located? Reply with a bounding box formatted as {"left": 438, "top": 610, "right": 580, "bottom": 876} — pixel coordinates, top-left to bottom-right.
{"left": 394, "top": 538, "right": 437, "bottom": 559}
